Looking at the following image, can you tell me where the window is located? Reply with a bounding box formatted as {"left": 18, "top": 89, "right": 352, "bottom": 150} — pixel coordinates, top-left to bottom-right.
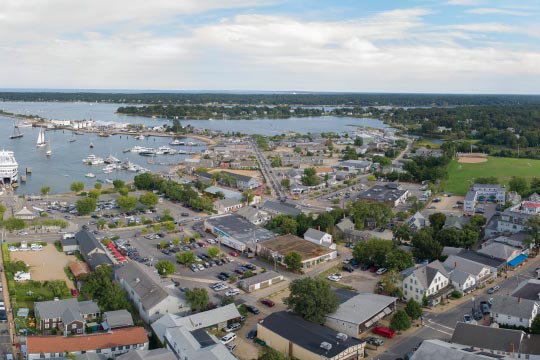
{"left": 77, "top": 329, "right": 82, "bottom": 334}
{"left": 111, "top": 347, "right": 116, "bottom": 352}
{"left": 97, "top": 349, "right": 101, "bottom": 353}
{"left": 44, "top": 323, "right": 49, "bottom": 329}
{"left": 71, "top": 324, "right": 77, "bottom": 329}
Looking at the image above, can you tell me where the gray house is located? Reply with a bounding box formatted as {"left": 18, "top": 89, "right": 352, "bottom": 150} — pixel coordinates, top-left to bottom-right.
{"left": 34, "top": 298, "right": 100, "bottom": 336}
{"left": 103, "top": 309, "right": 134, "bottom": 329}
{"left": 76, "top": 229, "right": 114, "bottom": 270}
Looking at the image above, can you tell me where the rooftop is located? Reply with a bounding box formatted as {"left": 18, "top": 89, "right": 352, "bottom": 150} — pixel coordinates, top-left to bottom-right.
{"left": 356, "top": 184, "right": 407, "bottom": 204}
{"left": 204, "top": 186, "right": 242, "bottom": 200}
{"left": 451, "top": 323, "right": 525, "bottom": 353}
{"left": 239, "top": 270, "right": 282, "bottom": 288}
{"left": 261, "top": 200, "right": 301, "bottom": 216}
{"left": 304, "top": 228, "right": 328, "bottom": 241}
{"left": 411, "top": 339, "right": 510, "bottom": 360}
{"left": 478, "top": 243, "right": 521, "bottom": 260}
{"left": 490, "top": 295, "right": 538, "bottom": 319}
{"left": 206, "top": 214, "right": 277, "bottom": 244}
{"left": 117, "top": 349, "right": 176, "bottom": 360}
{"left": 326, "top": 293, "right": 396, "bottom": 326}
{"left": 511, "top": 279, "right": 540, "bottom": 301}
{"left": 455, "top": 249, "right": 507, "bottom": 268}
{"left": 103, "top": 309, "right": 134, "bottom": 329}
{"left": 27, "top": 327, "right": 148, "bottom": 354}
{"left": 35, "top": 298, "right": 99, "bottom": 323}
{"left": 260, "top": 311, "right": 364, "bottom": 359}
{"left": 260, "top": 234, "right": 334, "bottom": 260}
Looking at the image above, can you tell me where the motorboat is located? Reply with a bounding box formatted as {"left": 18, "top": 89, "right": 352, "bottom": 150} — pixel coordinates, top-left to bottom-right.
{"left": 83, "top": 155, "right": 104, "bottom": 165}
{"left": 169, "top": 139, "right": 185, "bottom": 146}
{"left": 85, "top": 173, "right": 96, "bottom": 178}
{"left": 104, "top": 155, "right": 120, "bottom": 164}
{"left": 135, "top": 134, "right": 145, "bottom": 140}
{"left": 158, "top": 146, "right": 176, "bottom": 155}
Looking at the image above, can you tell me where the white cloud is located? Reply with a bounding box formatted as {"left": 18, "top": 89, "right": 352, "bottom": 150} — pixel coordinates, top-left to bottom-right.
{"left": 466, "top": 7, "right": 532, "bottom": 16}
{"left": 0, "top": 4, "right": 539, "bottom": 93}
{"left": 445, "top": 0, "right": 484, "bottom": 6}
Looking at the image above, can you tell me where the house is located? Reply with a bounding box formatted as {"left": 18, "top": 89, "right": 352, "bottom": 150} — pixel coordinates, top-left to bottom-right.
{"left": 257, "top": 234, "right": 337, "bottom": 269}
{"left": 115, "top": 262, "right": 188, "bottom": 324}
{"left": 14, "top": 206, "right": 35, "bottom": 220}
{"left": 443, "top": 216, "right": 470, "bottom": 230}
{"left": 76, "top": 230, "right": 114, "bottom": 270}
{"left": 511, "top": 279, "right": 540, "bottom": 301}
{"left": 447, "top": 269, "right": 476, "bottom": 294}
{"left": 238, "top": 270, "right": 284, "bottom": 293}
{"left": 356, "top": 183, "right": 409, "bottom": 207}
{"left": 235, "top": 206, "right": 271, "bottom": 225}
{"left": 478, "top": 242, "right": 525, "bottom": 263}
{"left": 451, "top": 322, "right": 526, "bottom": 353}
{"left": 220, "top": 171, "right": 259, "bottom": 190}
{"left": 213, "top": 198, "right": 244, "bottom": 214}
{"left": 204, "top": 214, "right": 276, "bottom": 252}
{"left": 117, "top": 348, "right": 176, "bottom": 360}
{"left": 103, "top": 310, "right": 134, "bottom": 330}
{"left": 62, "top": 237, "right": 79, "bottom": 254}
{"left": 340, "top": 160, "right": 372, "bottom": 173}
{"left": 204, "top": 185, "right": 242, "bottom": 200}
{"left": 464, "top": 184, "right": 506, "bottom": 214}
{"left": 163, "top": 326, "right": 237, "bottom": 360}
{"left": 304, "top": 228, "right": 334, "bottom": 249}
{"left": 336, "top": 217, "right": 355, "bottom": 235}
{"left": 69, "top": 261, "right": 91, "bottom": 279}
{"left": 407, "top": 212, "right": 426, "bottom": 231}
{"left": 453, "top": 249, "right": 507, "bottom": 274}
{"left": 497, "top": 199, "right": 540, "bottom": 234}
{"left": 400, "top": 261, "right": 451, "bottom": 306}
{"left": 443, "top": 254, "right": 493, "bottom": 287}
{"left": 324, "top": 292, "right": 396, "bottom": 337}
{"left": 26, "top": 327, "right": 148, "bottom": 360}
{"left": 257, "top": 311, "right": 365, "bottom": 360}
{"left": 151, "top": 304, "right": 241, "bottom": 343}
{"left": 34, "top": 298, "right": 100, "bottom": 335}
{"left": 490, "top": 295, "right": 539, "bottom": 328}
{"left": 261, "top": 200, "right": 301, "bottom": 217}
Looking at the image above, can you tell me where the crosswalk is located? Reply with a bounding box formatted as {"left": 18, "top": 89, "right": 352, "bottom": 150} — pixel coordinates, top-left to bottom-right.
{"left": 423, "top": 318, "right": 454, "bottom": 336}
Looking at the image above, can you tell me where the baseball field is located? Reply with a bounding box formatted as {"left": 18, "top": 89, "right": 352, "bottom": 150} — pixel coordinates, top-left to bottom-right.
{"left": 444, "top": 156, "right": 540, "bottom": 195}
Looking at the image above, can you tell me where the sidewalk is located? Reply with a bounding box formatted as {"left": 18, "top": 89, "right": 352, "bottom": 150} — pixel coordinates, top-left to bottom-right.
{"left": 0, "top": 246, "right": 20, "bottom": 359}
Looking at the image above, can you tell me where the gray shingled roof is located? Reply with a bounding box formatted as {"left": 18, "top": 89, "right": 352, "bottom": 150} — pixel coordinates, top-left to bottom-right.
{"left": 411, "top": 260, "right": 448, "bottom": 289}
{"left": 104, "top": 309, "right": 134, "bottom": 329}
{"left": 304, "top": 228, "right": 327, "bottom": 241}
{"left": 76, "top": 229, "right": 113, "bottom": 270}
{"left": 35, "top": 298, "right": 99, "bottom": 324}
{"left": 511, "top": 279, "right": 540, "bottom": 301}
{"left": 239, "top": 270, "right": 282, "bottom": 288}
{"left": 490, "top": 295, "right": 539, "bottom": 319}
{"left": 325, "top": 293, "right": 396, "bottom": 326}
{"left": 451, "top": 322, "right": 524, "bottom": 352}
{"left": 443, "top": 255, "right": 487, "bottom": 277}
{"left": 261, "top": 200, "right": 301, "bottom": 216}
{"left": 116, "top": 349, "right": 176, "bottom": 360}
{"left": 478, "top": 243, "right": 521, "bottom": 260}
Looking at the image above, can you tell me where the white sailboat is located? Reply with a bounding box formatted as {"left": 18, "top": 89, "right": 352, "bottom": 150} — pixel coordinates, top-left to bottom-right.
{"left": 36, "top": 128, "right": 47, "bottom": 147}
{"left": 46, "top": 138, "right": 52, "bottom": 156}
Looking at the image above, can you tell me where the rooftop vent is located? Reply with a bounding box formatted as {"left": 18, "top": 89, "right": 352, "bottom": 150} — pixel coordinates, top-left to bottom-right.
{"left": 336, "top": 333, "right": 348, "bottom": 341}
{"left": 320, "top": 342, "right": 333, "bottom": 351}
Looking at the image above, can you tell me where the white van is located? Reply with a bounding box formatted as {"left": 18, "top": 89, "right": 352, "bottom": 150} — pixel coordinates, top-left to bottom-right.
{"left": 31, "top": 243, "right": 43, "bottom": 251}
{"left": 220, "top": 332, "right": 236, "bottom": 344}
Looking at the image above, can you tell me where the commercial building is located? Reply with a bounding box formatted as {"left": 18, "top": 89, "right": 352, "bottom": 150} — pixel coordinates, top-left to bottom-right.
{"left": 464, "top": 184, "right": 506, "bottom": 214}
{"left": 451, "top": 322, "right": 526, "bottom": 353}
{"left": 213, "top": 198, "right": 244, "bottom": 214}
{"left": 115, "top": 262, "right": 188, "bottom": 324}
{"left": 238, "top": 270, "right": 284, "bottom": 293}
{"left": 325, "top": 293, "right": 396, "bottom": 337}
{"left": 356, "top": 183, "right": 409, "bottom": 207}
{"left": 261, "top": 200, "right": 302, "bottom": 217}
{"left": 75, "top": 230, "right": 114, "bottom": 270}
{"left": 204, "top": 214, "right": 276, "bottom": 252}
{"left": 258, "top": 311, "right": 365, "bottom": 360}
{"left": 511, "top": 279, "right": 540, "bottom": 301}
{"left": 235, "top": 206, "right": 271, "bottom": 225}
{"left": 257, "top": 234, "right": 337, "bottom": 269}
{"left": 26, "top": 327, "right": 149, "bottom": 360}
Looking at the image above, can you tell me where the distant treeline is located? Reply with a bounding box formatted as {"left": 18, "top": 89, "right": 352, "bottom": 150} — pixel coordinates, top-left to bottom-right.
{"left": 1, "top": 92, "right": 540, "bottom": 106}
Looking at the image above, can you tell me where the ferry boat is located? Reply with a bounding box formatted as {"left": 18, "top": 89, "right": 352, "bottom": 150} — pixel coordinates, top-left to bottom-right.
{"left": 15, "top": 121, "right": 32, "bottom": 128}
{"left": 0, "top": 150, "right": 19, "bottom": 185}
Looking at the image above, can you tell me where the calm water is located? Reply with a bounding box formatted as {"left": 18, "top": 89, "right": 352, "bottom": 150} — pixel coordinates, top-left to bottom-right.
{"left": 0, "top": 115, "right": 205, "bottom": 195}
{"left": 0, "top": 101, "right": 388, "bottom": 134}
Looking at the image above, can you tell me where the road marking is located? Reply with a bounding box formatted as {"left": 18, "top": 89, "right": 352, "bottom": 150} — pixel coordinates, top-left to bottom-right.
{"left": 426, "top": 319, "right": 454, "bottom": 331}
{"left": 423, "top": 323, "right": 453, "bottom": 336}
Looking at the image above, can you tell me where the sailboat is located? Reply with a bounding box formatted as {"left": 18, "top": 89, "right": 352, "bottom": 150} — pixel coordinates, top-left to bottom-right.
{"left": 9, "top": 123, "right": 23, "bottom": 139}
{"left": 68, "top": 135, "right": 76, "bottom": 143}
{"left": 46, "top": 138, "right": 52, "bottom": 156}
{"left": 36, "top": 128, "right": 47, "bottom": 147}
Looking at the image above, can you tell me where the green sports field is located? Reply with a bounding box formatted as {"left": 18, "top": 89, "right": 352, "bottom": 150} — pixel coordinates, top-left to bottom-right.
{"left": 444, "top": 157, "right": 540, "bottom": 195}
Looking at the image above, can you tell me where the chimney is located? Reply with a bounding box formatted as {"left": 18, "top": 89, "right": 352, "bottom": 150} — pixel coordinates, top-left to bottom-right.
{"left": 135, "top": 277, "right": 140, "bottom": 283}
{"left": 518, "top": 297, "right": 521, "bottom": 303}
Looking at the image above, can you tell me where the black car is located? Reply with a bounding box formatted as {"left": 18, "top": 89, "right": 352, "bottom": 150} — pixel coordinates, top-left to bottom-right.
{"left": 82, "top": 225, "right": 89, "bottom": 230}
{"left": 360, "top": 263, "right": 370, "bottom": 271}
{"left": 342, "top": 264, "right": 354, "bottom": 273}
{"left": 244, "top": 264, "right": 256, "bottom": 270}
{"left": 217, "top": 274, "right": 228, "bottom": 281}
{"left": 246, "top": 305, "right": 260, "bottom": 314}
{"left": 0, "top": 310, "right": 7, "bottom": 322}
{"left": 247, "top": 329, "right": 257, "bottom": 339}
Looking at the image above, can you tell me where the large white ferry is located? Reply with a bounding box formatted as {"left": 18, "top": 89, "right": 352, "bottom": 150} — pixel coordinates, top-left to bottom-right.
{"left": 0, "top": 149, "right": 19, "bottom": 185}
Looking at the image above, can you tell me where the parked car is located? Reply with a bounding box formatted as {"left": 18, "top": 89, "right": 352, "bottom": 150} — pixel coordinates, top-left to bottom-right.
{"left": 463, "top": 314, "right": 472, "bottom": 323}
{"left": 261, "top": 299, "right": 275, "bottom": 307}
{"left": 327, "top": 275, "right": 340, "bottom": 282}
{"left": 366, "top": 337, "right": 384, "bottom": 346}
{"left": 225, "top": 289, "right": 240, "bottom": 297}
{"left": 227, "top": 344, "right": 237, "bottom": 352}
{"left": 247, "top": 329, "right": 257, "bottom": 339}
{"left": 487, "top": 285, "right": 500, "bottom": 294}
{"left": 70, "top": 289, "right": 79, "bottom": 297}
{"left": 224, "top": 323, "right": 241, "bottom": 332}
{"left": 220, "top": 333, "right": 237, "bottom": 344}
{"left": 342, "top": 264, "right": 354, "bottom": 273}
{"left": 230, "top": 251, "right": 239, "bottom": 257}
{"left": 480, "top": 301, "right": 490, "bottom": 315}
{"left": 376, "top": 268, "right": 388, "bottom": 275}
{"left": 246, "top": 305, "right": 260, "bottom": 314}
{"left": 372, "top": 326, "right": 395, "bottom": 339}
{"left": 360, "top": 264, "right": 370, "bottom": 271}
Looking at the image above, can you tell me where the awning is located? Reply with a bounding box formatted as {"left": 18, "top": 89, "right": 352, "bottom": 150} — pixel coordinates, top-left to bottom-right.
{"left": 383, "top": 307, "right": 392, "bottom": 315}
{"left": 508, "top": 254, "right": 527, "bottom": 267}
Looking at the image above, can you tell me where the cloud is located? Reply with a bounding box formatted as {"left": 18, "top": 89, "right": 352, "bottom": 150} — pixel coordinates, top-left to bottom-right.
{"left": 449, "top": 23, "right": 519, "bottom": 33}
{"left": 445, "top": 0, "right": 483, "bottom": 6}
{"left": 466, "top": 7, "right": 532, "bottom": 16}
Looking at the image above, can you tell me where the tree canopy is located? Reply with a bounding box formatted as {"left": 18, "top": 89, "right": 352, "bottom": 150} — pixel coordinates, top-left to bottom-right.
{"left": 284, "top": 278, "right": 339, "bottom": 324}
{"left": 76, "top": 197, "right": 96, "bottom": 215}
{"left": 139, "top": 192, "right": 159, "bottom": 207}
{"left": 155, "top": 260, "right": 175, "bottom": 276}
{"left": 185, "top": 288, "right": 209, "bottom": 312}
{"left": 390, "top": 310, "right": 412, "bottom": 331}
{"left": 284, "top": 251, "right": 303, "bottom": 272}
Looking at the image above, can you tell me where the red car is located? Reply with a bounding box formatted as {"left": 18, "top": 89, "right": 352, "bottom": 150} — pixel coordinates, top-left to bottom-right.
{"left": 261, "top": 299, "right": 275, "bottom": 307}
{"left": 71, "top": 289, "right": 79, "bottom": 297}
{"left": 372, "top": 326, "right": 395, "bottom": 338}
{"left": 369, "top": 266, "right": 379, "bottom": 273}
{"left": 230, "top": 251, "right": 239, "bottom": 257}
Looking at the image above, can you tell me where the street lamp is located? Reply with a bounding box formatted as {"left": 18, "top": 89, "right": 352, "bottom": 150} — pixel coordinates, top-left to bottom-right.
{"left": 471, "top": 296, "right": 476, "bottom": 314}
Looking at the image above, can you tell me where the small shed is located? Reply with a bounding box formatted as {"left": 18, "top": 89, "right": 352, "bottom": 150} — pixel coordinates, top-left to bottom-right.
{"left": 238, "top": 271, "right": 284, "bottom": 293}
{"left": 14, "top": 207, "right": 35, "bottom": 220}
{"left": 69, "top": 261, "right": 91, "bottom": 279}
{"left": 103, "top": 310, "right": 134, "bottom": 329}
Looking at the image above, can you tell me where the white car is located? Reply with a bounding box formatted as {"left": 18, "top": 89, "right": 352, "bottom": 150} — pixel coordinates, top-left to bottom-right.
{"left": 197, "top": 264, "right": 205, "bottom": 271}
{"left": 214, "top": 284, "right": 229, "bottom": 291}
{"left": 376, "top": 268, "right": 388, "bottom": 275}
{"left": 17, "top": 231, "right": 28, "bottom": 236}
{"left": 7, "top": 246, "right": 18, "bottom": 252}
{"left": 225, "top": 289, "right": 240, "bottom": 297}
{"left": 31, "top": 244, "right": 43, "bottom": 251}
{"left": 327, "top": 275, "right": 340, "bottom": 282}
{"left": 220, "top": 332, "right": 237, "bottom": 344}
{"left": 0, "top": 302, "right": 5, "bottom": 311}
{"left": 224, "top": 323, "right": 241, "bottom": 332}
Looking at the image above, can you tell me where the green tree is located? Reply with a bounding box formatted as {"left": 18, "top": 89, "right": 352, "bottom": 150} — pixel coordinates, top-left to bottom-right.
{"left": 70, "top": 182, "right": 84, "bottom": 193}
{"left": 176, "top": 251, "right": 196, "bottom": 265}
{"left": 139, "top": 192, "right": 159, "bottom": 207}
{"left": 117, "top": 195, "right": 138, "bottom": 211}
{"left": 118, "top": 187, "right": 129, "bottom": 196}
{"left": 258, "top": 347, "right": 289, "bottom": 360}
{"left": 96, "top": 218, "right": 107, "bottom": 230}
{"left": 390, "top": 310, "right": 411, "bottom": 331}
{"left": 525, "top": 215, "right": 540, "bottom": 253}
{"left": 113, "top": 179, "right": 125, "bottom": 189}
{"left": 266, "top": 215, "right": 298, "bottom": 235}
{"left": 301, "top": 167, "right": 320, "bottom": 186}
{"left": 155, "top": 260, "right": 176, "bottom": 276}
{"left": 281, "top": 178, "right": 290, "bottom": 188}
{"left": 393, "top": 224, "right": 412, "bottom": 243}
{"left": 412, "top": 228, "right": 442, "bottom": 260}
{"left": 284, "top": 278, "right": 339, "bottom": 323}
{"left": 221, "top": 295, "right": 235, "bottom": 306}
{"left": 351, "top": 201, "right": 393, "bottom": 230}
{"left": 87, "top": 189, "right": 101, "bottom": 199}
{"left": 404, "top": 299, "right": 423, "bottom": 320}
{"left": 284, "top": 251, "right": 303, "bottom": 272}
{"left": 385, "top": 248, "right": 415, "bottom": 271}
{"left": 40, "top": 185, "right": 51, "bottom": 196}
{"left": 81, "top": 266, "right": 132, "bottom": 312}
{"left": 185, "top": 288, "right": 209, "bottom": 312}
{"left": 531, "top": 314, "right": 540, "bottom": 334}
{"left": 3, "top": 217, "right": 26, "bottom": 231}
{"left": 76, "top": 197, "right": 97, "bottom": 215}
{"left": 94, "top": 182, "right": 102, "bottom": 190}
{"left": 353, "top": 238, "right": 394, "bottom": 266}
{"left": 509, "top": 176, "right": 529, "bottom": 195}
{"left": 429, "top": 212, "right": 446, "bottom": 231}
{"left": 241, "top": 190, "right": 255, "bottom": 204}
{"left": 207, "top": 246, "right": 220, "bottom": 259}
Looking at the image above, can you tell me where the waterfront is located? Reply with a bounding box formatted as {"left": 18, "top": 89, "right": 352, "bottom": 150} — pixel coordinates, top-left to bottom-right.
{"left": 0, "top": 101, "right": 388, "bottom": 134}
{"left": 0, "top": 115, "right": 205, "bottom": 195}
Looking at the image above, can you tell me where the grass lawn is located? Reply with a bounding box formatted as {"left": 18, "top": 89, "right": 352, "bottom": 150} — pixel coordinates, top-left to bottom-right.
{"left": 444, "top": 157, "right": 540, "bottom": 195}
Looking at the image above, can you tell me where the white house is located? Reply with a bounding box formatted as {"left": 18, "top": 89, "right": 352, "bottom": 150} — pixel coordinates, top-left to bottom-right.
{"left": 400, "top": 261, "right": 451, "bottom": 306}
{"left": 115, "top": 262, "right": 188, "bottom": 324}
{"left": 448, "top": 269, "right": 476, "bottom": 294}
{"left": 443, "top": 255, "right": 494, "bottom": 286}
{"left": 213, "top": 198, "right": 244, "bottom": 214}
{"left": 464, "top": 184, "right": 506, "bottom": 215}
{"left": 303, "top": 228, "right": 334, "bottom": 249}
{"left": 490, "top": 296, "right": 539, "bottom": 328}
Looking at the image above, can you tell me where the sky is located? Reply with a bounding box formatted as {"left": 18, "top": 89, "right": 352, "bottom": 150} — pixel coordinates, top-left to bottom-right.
{"left": 0, "top": 0, "right": 539, "bottom": 94}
